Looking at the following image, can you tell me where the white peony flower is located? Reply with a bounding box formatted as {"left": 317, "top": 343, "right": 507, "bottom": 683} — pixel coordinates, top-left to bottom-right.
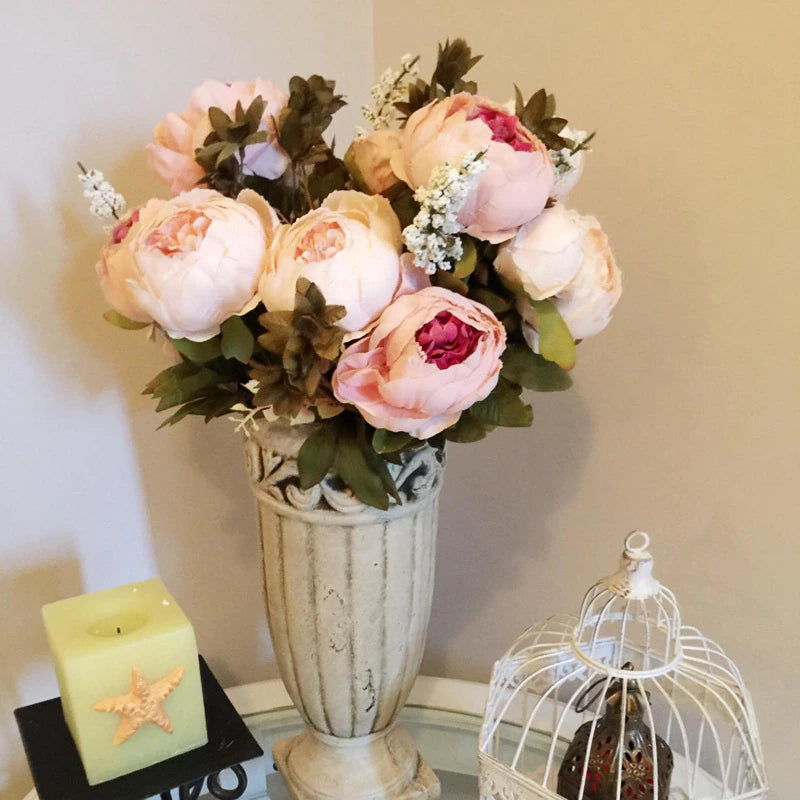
{"left": 494, "top": 204, "right": 585, "bottom": 301}
{"left": 96, "top": 188, "right": 277, "bottom": 341}
{"left": 520, "top": 212, "right": 622, "bottom": 344}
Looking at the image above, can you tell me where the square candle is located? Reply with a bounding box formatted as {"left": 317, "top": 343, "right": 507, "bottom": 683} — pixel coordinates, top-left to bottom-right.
{"left": 42, "top": 579, "right": 208, "bottom": 785}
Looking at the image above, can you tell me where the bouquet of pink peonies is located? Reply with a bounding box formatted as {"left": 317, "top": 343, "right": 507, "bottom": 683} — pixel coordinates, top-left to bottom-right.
{"left": 82, "top": 39, "right": 621, "bottom": 510}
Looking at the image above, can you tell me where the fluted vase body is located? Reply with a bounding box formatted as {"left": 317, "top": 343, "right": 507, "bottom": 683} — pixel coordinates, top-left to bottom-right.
{"left": 244, "top": 422, "right": 444, "bottom": 800}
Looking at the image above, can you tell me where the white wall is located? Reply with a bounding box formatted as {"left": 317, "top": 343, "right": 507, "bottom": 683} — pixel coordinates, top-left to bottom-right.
{"left": 373, "top": 2, "right": 798, "bottom": 797}
{"left": 0, "top": 1, "right": 372, "bottom": 795}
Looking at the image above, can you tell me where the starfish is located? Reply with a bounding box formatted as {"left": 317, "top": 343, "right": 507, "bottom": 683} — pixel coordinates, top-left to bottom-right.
{"left": 94, "top": 665, "right": 185, "bottom": 745}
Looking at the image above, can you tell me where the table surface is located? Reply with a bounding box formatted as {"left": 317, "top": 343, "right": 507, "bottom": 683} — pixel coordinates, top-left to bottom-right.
{"left": 251, "top": 705, "right": 482, "bottom": 800}
{"left": 22, "top": 676, "right": 490, "bottom": 800}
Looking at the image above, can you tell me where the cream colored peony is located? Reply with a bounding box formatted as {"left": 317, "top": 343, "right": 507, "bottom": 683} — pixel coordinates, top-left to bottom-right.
{"left": 345, "top": 130, "right": 402, "bottom": 194}
{"left": 494, "top": 204, "right": 585, "bottom": 301}
{"left": 519, "top": 213, "right": 622, "bottom": 344}
{"left": 97, "top": 188, "right": 277, "bottom": 341}
{"left": 147, "top": 79, "right": 289, "bottom": 195}
{"left": 258, "top": 191, "right": 428, "bottom": 333}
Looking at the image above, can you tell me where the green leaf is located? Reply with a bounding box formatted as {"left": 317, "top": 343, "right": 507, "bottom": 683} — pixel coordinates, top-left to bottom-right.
{"left": 170, "top": 336, "right": 222, "bottom": 364}
{"left": 469, "top": 379, "right": 533, "bottom": 428}
{"left": 432, "top": 38, "right": 483, "bottom": 94}
{"left": 531, "top": 299, "right": 576, "bottom": 370}
{"left": 245, "top": 95, "right": 266, "bottom": 131}
{"left": 363, "top": 446, "right": 401, "bottom": 505}
{"left": 432, "top": 269, "right": 468, "bottom": 296}
{"left": 298, "top": 425, "right": 338, "bottom": 489}
{"left": 514, "top": 84, "right": 525, "bottom": 117}
{"left": 216, "top": 142, "right": 240, "bottom": 167}
{"left": 501, "top": 342, "right": 573, "bottom": 391}
{"left": 387, "top": 184, "right": 420, "bottom": 229}
{"left": 524, "top": 89, "right": 547, "bottom": 123}
{"left": 444, "top": 412, "right": 492, "bottom": 443}
{"left": 156, "top": 398, "right": 207, "bottom": 429}
{"left": 372, "top": 429, "right": 420, "bottom": 453}
{"left": 152, "top": 367, "right": 223, "bottom": 411}
{"left": 103, "top": 310, "right": 149, "bottom": 330}
{"left": 220, "top": 316, "right": 255, "bottom": 363}
{"left": 453, "top": 237, "right": 477, "bottom": 279}
{"left": 334, "top": 434, "right": 390, "bottom": 510}
{"left": 469, "top": 288, "right": 512, "bottom": 314}
{"left": 208, "top": 106, "right": 232, "bottom": 137}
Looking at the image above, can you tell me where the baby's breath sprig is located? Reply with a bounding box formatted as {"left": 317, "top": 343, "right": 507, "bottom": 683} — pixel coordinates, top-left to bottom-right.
{"left": 77, "top": 162, "right": 126, "bottom": 221}
{"left": 359, "top": 53, "right": 420, "bottom": 135}
{"left": 402, "top": 150, "right": 488, "bottom": 275}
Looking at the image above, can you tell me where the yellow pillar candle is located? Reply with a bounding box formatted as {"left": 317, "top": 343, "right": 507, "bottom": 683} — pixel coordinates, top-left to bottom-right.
{"left": 42, "top": 578, "right": 208, "bottom": 785}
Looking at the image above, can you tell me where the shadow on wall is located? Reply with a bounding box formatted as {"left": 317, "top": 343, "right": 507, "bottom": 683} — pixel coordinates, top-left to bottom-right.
{"left": 425, "top": 386, "right": 593, "bottom": 679}
{"left": 0, "top": 556, "right": 83, "bottom": 798}
{"left": 8, "top": 139, "right": 276, "bottom": 689}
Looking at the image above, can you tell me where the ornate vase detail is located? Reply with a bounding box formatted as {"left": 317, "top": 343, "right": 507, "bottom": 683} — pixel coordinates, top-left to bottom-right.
{"left": 244, "top": 422, "right": 444, "bottom": 800}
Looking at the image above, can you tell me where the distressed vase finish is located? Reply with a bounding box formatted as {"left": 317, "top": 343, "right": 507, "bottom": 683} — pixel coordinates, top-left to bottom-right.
{"left": 244, "top": 422, "right": 444, "bottom": 800}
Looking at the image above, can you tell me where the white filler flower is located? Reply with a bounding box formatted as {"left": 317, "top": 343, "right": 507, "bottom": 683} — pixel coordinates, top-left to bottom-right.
{"left": 359, "top": 53, "right": 420, "bottom": 134}
{"left": 77, "top": 163, "right": 126, "bottom": 220}
{"left": 402, "top": 150, "right": 488, "bottom": 274}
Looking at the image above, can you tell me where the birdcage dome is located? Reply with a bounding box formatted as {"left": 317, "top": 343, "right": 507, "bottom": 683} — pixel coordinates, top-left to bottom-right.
{"left": 479, "top": 532, "right": 767, "bottom": 800}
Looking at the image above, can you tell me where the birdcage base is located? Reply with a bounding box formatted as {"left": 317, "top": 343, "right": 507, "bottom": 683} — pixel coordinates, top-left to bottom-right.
{"left": 273, "top": 723, "right": 441, "bottom": 800}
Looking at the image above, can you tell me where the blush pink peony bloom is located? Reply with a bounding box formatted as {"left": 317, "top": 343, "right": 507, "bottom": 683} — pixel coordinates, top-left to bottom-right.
{"left": 97, "top": 188, "right": 278, "bottom": 341}
{"left": 390, "top": 93, "right": 555, "bottom": 243}
{"left": 345, "top": 129, "right": 403, "bottom": 194}
{"left": 259, "top": 191, "right": 428, "bottom": 334}
{"left": 333, "top": 287, "right": 506, "bottom": 438}
{"left": 147, "top": 79, "right": 289, "bottom": 195}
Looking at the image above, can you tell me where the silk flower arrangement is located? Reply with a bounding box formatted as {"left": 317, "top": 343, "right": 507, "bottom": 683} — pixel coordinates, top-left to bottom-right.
{"left": 81, "top": 39, "right": 622, "bottom": 511}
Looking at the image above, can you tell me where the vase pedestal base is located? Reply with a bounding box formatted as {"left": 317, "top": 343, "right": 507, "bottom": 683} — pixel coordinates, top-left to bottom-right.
{"left": 273, "top": 723, "right": 441, "bottom": 800}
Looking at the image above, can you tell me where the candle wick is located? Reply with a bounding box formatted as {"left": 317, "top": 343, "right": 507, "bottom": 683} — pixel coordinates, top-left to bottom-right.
{"left": 116, "top": 627, "right": 121, "bottom": 635}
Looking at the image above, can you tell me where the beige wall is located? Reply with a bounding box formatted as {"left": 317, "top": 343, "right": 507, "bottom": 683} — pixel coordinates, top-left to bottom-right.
{"left": 374, "top": 1, "right": 799, "bottom": 796}
{"left": 0, "top": 1, "right": 372, "bottom": 795}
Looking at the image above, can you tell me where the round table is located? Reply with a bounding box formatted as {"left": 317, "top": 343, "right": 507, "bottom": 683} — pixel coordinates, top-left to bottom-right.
{"left": 22, "top": 676, "right": 490, "bottom": 800}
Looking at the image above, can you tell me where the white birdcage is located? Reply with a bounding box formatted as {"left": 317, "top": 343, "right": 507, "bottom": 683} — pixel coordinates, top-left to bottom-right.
{"left": 479, "top": 532, "right": 767, "bottom": 800}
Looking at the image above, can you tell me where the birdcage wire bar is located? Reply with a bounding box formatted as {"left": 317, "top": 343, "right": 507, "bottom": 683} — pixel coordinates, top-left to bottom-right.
{"left": 479, "top": 532, "right": 768, "bottom": 800}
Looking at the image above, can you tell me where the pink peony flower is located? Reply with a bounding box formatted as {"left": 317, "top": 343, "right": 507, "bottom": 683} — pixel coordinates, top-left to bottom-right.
{"left": 345, "top": 129, "right": 402, "bottom": 194}
{"left": 147, "top": 79, "right": 290, "bottom": 195}
{"left": 333, "top": 287, "right": 506, "bottom": 438}
{"left": 390, "top": 93, "right": 555, "bottom": 243}
{"left": 259, "top": 191, "right": 428, "bottom": 334}
{"left": 97, "top": 188, "right": 278, "bottom": 341}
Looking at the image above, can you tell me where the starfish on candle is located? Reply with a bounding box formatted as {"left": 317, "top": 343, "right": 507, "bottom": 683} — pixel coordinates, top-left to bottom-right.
{"left": 94, "top": 665, "right": 185, "bottom": 745}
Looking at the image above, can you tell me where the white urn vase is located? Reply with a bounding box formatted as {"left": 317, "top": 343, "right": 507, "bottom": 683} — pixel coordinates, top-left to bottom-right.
{"left": 244, "top": 422, "right": 444, "bottom": 800}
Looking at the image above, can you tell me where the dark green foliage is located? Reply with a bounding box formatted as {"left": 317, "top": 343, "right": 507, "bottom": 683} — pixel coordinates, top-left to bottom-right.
{"left": 143, "top": 357, "right": 250, "bottom": 428}
{"left": 279, "top": 76, "right": 346, "bottom": 162}
{"left": 297, "top": 416, "right": 403, "bottom": 511}
{"left": 194, "top": 96, "right": 272, "bottom": 196}
{"left": 469, "top": 378, "right": 533, "bottom": 427}
{"left": 500, "top": 343, "right": 573, "bottom": 392}
{"left": 394, "top": 37, "right": 482, "bottom": 121}
{"left": 432, "top": 38, "right": 483, "bottom": 94}
{"left": 192, "top": 77, "right": 348, "bottom": 219}
{"left": 513, "top": 86, "right": 595, "bottom": 152}
{"left": 251, "top": 279, "right": 345, "bottom": 420}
